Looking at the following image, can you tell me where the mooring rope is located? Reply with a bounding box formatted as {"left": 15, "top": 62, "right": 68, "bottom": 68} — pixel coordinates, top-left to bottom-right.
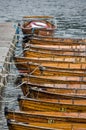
{"left": 28, "top": 66, "right": 39, "bottom": 75}
{"left": 0, "top": 99, "right": 16, "bottom": 103}
{"left": 24, "top": 91, "right": 30, "bottom": 98}
{"left": 16, "top": 81, "right": 27, "bottom": 88}
{"left": 10, "top": 42, "right": 16, "bottom": 47}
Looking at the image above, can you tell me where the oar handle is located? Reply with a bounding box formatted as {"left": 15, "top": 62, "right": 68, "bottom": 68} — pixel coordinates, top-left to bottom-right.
{"left": 23, "top": 16, "right": 54, "bottom": 19}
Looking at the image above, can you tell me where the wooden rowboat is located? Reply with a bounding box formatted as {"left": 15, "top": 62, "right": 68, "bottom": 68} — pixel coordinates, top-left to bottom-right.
{"left": 14, "top": 61, "right": 86, "bottom": 74}
{"left": 5, "top": 110, "right": 86, "bottom": 129}
{"left": 20, "top": 85, "right": 86, "bottom": 99}
{"left": 14, "top": 53, "right": 86, "bottom": 76}
{"left": 30, "top": 37, "right": 86, "bottom": 45}
{"left": 18, "top": 96, "right": 86, "bottom": 112}
{"left": 22, "top": 44, "right": 85, "bottom": 56}
{"left": 14, "top": 57, "right": 86, "bottom": 75}
{"left": 6, "top": 120, "right": 86, "bottom": 130}
{"left": 23, "top": 34, "right": 86, "bottom": 44}
{"left": 14, "top": 57, "right": 86, "bottom": 77}
{"left": 18, "top": 74, "right": 86, "bottom": 90}
{"left": 7, "top": 120, "right": 57, "bottom": 130}
{"left": 20, "top": 82, "right": 86, "bottom": 96}
{"left": 23, "top": 37, "right": 86, "bottom": 49}
{"left": 18, "top": 64, "right": 86, "bottom": 76}
{"left": 14, "top": 56, "right": 86, "bottom": 73}
{"left": 21, "top": 16, "right": 56, "bottom": 36}
{"left": 23, "top": 42, "right": 86, "bottom": 52}
{"left": 5, "top": 110, "right": 86, "bottom": 124}
{"left": 21, "top": 74, "right": 86, "bottom": 85}
{"left": 23, "top": 49, "right": 86, "bottom": 61}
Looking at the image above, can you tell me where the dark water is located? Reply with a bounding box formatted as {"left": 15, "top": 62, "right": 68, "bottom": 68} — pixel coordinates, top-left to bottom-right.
{"left": 0, "top": 0, "right": 86, "bottom": 129}
{"left": 0, "top": 0, "right": 86, "bottom": 38}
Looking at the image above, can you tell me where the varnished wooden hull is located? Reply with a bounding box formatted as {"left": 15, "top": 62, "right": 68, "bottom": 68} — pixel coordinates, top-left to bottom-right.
{"left": 18, "top": 97, "right": 86, "bottom": 112}
{"left": 28, "top": 37, "right": 86, "bottom": 46}
{"left": 7, "top": 121, "right": 57, "bottom": 130}
{"left": 20, "top": 82, "right": 86, "bottom": 96}
{"left": 23, "top": 34, "right": 86, "bottom": 45}
{"left": 21, "top": 20, "right": 56, "bottom": 36}
{"left": 25, "top": 35, "right": 86, "bottom": 44}
{"left": 20, "top": 85, "right": 86, "bottom": 99}
{"left": 23, "top": 44, "right": 85, "bottom": 56}
{"left": 21, "top": 75, "right": 86, "bottom": 85}
{"left": 14, "top": 58, "right": 86, "bottom": 77}
{"left": 23, "top": 38, "right": 86, "bottom": 51}
{"left": 22, "top": 28, "right": 55, "bottom": 36}
{"left": 7, "top": 120, "right": 86, "bottom": 130}
{"left": 14, "top": 57, "right": 86, "bottom": 73}
{"left": 6, "top": 110, "right": 86, "bottom": 124}
{"left": 23, "top": 49, "right": 86, "bottom": 62}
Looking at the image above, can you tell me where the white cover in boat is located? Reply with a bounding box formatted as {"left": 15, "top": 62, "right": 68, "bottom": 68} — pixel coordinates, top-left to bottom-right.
{"left": 29, "top": 21, "right": 48, "bottom": 28}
